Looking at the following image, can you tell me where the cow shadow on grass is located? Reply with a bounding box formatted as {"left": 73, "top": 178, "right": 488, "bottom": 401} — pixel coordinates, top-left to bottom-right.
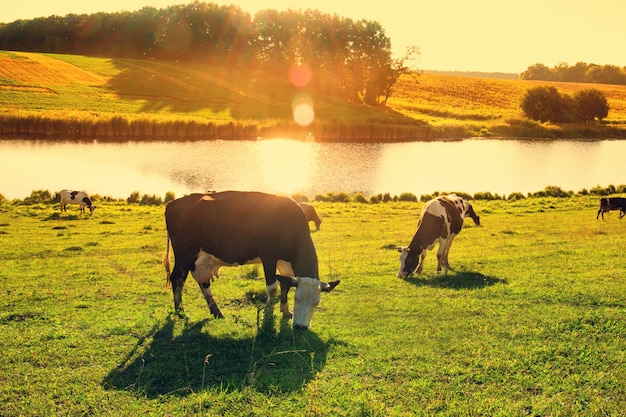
{"left": 102, "top": 311, "right": 336, "bottom": 398}
{"left": 404, "top": 269, "right": 507, "bottom": 290}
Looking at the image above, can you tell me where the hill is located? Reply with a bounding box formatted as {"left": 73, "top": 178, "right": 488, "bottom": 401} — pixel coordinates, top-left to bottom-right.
{"left": 1, "top": 51, "right": 626, "bottom": 140}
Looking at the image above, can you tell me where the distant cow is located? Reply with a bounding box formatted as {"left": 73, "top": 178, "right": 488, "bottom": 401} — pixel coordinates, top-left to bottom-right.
{"left": 397, "top": 194, "right": 479, "bottom": 277}
{"left": 597, "top": 197, "right": 626, "bottom": 219}
{"left": 299, "top": 203, "right": 322, "bottom": 231}
{"left": 164, "top": 191, "right": 339, "bottom": 330}
{"left": 59, "top": 190, "right": 95, "bottom": 214}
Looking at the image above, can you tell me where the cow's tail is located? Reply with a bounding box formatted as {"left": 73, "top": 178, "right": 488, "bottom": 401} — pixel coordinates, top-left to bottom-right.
{"left": 164, "top": 232, "right": 172, "bottom": 288}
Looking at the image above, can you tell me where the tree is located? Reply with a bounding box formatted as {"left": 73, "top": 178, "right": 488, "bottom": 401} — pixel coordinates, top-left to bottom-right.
{"left": 520, "top": 63, "right": 553, "bottom": 81}
{"left": 520, "top": 86, "right": 569, "bottom": 123}
{"left": 574, "top": 89, "right": 609, "bottom": 122}
{"left": 378, "top": 45, "right": 420, "bottom": 106}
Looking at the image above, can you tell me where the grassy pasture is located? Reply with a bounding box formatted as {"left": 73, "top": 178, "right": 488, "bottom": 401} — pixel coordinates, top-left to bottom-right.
{"left": 2, "top": 50, "right": 626, "bottom": 139}
{"left": 1, "top": 197, "right": 625, "bottom": 416}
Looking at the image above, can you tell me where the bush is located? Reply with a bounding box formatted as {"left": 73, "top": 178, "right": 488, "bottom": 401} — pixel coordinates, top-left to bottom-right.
{"left": 139, "top": 194, "right": 163, "bottom": 205}
{"left": 23, "top": 190, "right": 54, "bottom": 205}
{"left": 530, "top": 185, "right": 572, "bottom": 198}
{"left": 164, "top": 191, "right": 176, "bottom": 203}
{"left": 352, "top": 193, "right": 369, "bottom": 203}
{"left": 520, "top": 86, "right": 574, "bottom": 123}
{"left": 315, "top": 192, "right": 350, "bottom": 203}
{"left": 473, "top": 192, "right": 502, "bottom": 200}
{"left": 127, "top": 191, "right": 140, "bottom": 204}
{"left": 507, "top": 192, "right": 526, "bottom": 200}
{"left": 398, "top": 192, "right": 418, "bottom": 202}
{"left": 574, "top": 89, "right": 609, "bottom": 122}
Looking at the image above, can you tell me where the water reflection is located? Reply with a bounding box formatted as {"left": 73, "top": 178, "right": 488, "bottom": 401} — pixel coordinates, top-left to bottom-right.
{"left": 0, "top": 138, "right": 624, "bottom": 200}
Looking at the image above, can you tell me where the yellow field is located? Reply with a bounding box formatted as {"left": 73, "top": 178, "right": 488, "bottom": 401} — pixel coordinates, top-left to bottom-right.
{"left": 389, "top": 73, "right": 626, "bottom": 126}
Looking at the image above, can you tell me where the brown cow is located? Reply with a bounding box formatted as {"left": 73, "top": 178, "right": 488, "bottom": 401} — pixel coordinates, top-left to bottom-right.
{"left": 596, "top": 197, "right": 626, "bottom": 219}
{"left": 299, "top": 203, "right": 322, "bottom": 230}
{"left": 164, "top": 191, "right": 339, "bottom": 330}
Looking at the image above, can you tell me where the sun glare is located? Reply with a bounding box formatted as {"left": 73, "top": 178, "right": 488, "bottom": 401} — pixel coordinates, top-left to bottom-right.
{"left": 254, "top": 139, "right": 317, "bottom": 195}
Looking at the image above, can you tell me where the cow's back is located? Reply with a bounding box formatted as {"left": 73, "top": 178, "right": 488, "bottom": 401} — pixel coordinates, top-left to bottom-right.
{"left": 165, "top": 191, "right": 317, "bottom": 276}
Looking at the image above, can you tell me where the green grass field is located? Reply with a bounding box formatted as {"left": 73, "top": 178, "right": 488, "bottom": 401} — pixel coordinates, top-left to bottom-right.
{"left": 1, "top": 197, "right": 624, "bottom": 416}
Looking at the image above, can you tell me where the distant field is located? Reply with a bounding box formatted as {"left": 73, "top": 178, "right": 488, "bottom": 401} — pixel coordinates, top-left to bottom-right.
{"left": 1, "top": 50, "right": 626, "bottom": 139}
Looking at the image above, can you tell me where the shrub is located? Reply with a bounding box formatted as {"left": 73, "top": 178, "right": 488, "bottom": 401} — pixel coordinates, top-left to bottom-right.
{"left": 369, "top": 194, "right": 382, "bottom": 203}
{"left": 507, "top": 192, "right": 526, "bottom": 200}
{"left": 520, "top": 86, "right": 574, "bottom": 123}
{"left": 531, "top": 185, "right": 572, "bottom": 198}
{"left": 127, "top": 191, "right": 140, "bottom": 204}
{"left": 574, "top": 89, "right": 609, "bottom": 122}
{"left": 139, "top": 194, "right": 163, "bottom": 205}
{"left": 23, "top": 190, "right": 54, "bottom": 205}
{"left": 398, "top": 192, "right": 418, "bottom": 202}
{"left": 164, "top": 191, "right": 176, "bottom": 203}
{"left": 473, "top": 192, "right": 501, "bottom": 200}
{"left": 352, "top": 193, "right": 369, "bottom": 203}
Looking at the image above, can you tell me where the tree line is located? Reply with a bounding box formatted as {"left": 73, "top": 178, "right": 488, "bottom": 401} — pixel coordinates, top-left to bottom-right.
{"left": 0, "top": 1, "right": 417, "bottom": 106}
{"left": 521, "top": 62, "right": 626, "bottom": 85}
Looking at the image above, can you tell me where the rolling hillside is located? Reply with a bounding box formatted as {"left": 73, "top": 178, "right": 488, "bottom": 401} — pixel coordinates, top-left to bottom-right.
{"left": 1, "top": 50, "right": 626, "bottom": 140}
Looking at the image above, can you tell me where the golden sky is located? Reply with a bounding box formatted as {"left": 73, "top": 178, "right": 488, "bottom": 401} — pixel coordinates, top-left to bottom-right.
{"left": 2, "top": 0, "right": 625, "bottom": 73}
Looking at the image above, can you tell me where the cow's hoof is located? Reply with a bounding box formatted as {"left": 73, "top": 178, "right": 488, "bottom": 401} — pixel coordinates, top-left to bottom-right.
{"left": 174, "top": 308, "right": 186, "bottom": 318}
{"left": 210, "top": 306, "right": 225, "bottom": 319}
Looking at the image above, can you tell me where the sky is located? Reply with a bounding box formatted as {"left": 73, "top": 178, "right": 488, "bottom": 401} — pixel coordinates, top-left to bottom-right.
{"left": 2, "top": 0, "right": 625, "bottom": 74}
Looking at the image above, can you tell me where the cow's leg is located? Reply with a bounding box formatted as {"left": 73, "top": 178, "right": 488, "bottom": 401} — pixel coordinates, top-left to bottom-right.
{"left": 197, "top": 281, "right": 224, "bottom": 318}
{"left": 275, "top": 261, "right": 296, "bottom": 318}
{"left": 277, "top": 279, "right": 293, "bottom": 319}
{"left": 436, "top": 243, "right": 444, "bottom": 274}
{"left": 262, "top": 260, "right": 294, "bottom": 318}
{"left": 416, "top": 251, "right": 426, "bottom": 274}
{"left": 441, "top": 234, "right": 457, "bottom": 272}
{"left": 191, "top": 257, "right": 224, "bottom": 318}
{"left": 169, "top": 264, "right": 188, "bottom": 316}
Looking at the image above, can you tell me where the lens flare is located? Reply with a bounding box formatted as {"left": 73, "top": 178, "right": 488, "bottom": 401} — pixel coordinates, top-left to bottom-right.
{"left": 288, "top": 64, "right": 312, "bottom": 88}
{"left": 292, "top": 93, "right": 315, "bottom": 126}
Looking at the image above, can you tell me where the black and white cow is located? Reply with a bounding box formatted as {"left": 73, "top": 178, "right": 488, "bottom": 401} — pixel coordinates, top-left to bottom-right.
{"left": 163, "top": 191, "right": 339, "bottom": 330}
{"left": 59, "top": 190, "right": 95, "bottom": 214}
{"left": 596, "top": 197, "right": 626, "bottom": 219}
{"left": 397, "top": 194, "right": 479, "bottom": 277}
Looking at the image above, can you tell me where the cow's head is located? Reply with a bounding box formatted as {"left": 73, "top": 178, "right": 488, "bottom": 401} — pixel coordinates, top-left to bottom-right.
{"left": 280, "top": 276, "right": 340, "bottom": 330}
{"left": 396, "top": 246, "right": 418, "bottom": 278}
{"left": 466, "top": 204, "right": 480, "bottom": 226}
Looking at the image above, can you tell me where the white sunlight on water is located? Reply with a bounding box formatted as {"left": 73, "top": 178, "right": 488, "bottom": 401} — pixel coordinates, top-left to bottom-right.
{"left": 1, "top": 138, "right": 625, "bottom": 200}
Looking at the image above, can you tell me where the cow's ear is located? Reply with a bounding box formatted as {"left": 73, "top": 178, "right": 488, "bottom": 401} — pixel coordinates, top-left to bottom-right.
{"left": 277, "top": 275, "right": 298, "bottom": 288}
{"left": 396, "top": 246, "right": 410, "bottom": 253}
{"left": 321, "top": 280, "right": 340, "bottom": 292}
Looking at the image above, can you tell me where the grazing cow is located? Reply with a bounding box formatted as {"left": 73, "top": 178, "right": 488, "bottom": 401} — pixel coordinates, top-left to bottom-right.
{"left": 397, "top": 194, "right": 479, "bottom": 277}
{"left": 299, "top": 203, "right": 322, "bottom": 231}
{"left": 59, "top": 190, "right": 95, "bottom": 214}
{"left": 163, "top": 191, "right": 339, "bottom": 330}
{"left": 596, "top": 197, "right": 626, "bottom": 219}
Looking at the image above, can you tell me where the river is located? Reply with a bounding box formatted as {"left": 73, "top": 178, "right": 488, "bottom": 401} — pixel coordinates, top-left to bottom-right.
{"left": 1, "top": 138, "right": 625, "bottom": 200}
